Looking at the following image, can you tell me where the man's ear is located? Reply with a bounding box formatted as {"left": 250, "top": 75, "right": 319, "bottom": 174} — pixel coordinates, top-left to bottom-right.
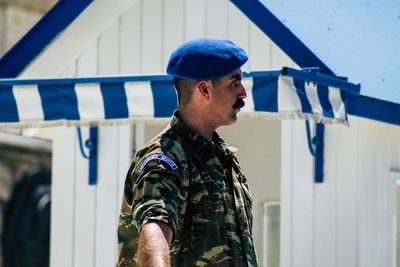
{"left": 196, "top": 81, "right": 211, "bottom": 100}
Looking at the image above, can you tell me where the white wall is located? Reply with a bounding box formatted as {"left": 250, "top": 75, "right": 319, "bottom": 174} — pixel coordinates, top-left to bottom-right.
{"left": 281, "top": 116, "right": 400, "bottom": 267}
{"left": 357, "top": 119, "right": 400, "bottom": 267}
{"left": 51, "top": 37, "right": 133, "bottom": 267}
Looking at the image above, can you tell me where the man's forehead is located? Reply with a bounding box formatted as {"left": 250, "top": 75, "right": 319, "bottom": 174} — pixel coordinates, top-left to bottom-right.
{"left": 225, "top": 69, "right": 242, "bottom": 80}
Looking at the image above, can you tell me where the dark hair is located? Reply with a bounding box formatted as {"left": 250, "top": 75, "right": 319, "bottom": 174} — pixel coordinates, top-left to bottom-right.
{"left": 173, "top": 77, "right": 221, "bottom": 106}
{"left": 173, "top": 77, "right": 197, "bottom": 106}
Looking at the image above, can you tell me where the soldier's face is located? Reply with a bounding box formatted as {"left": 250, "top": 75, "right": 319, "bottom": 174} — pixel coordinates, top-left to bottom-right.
{"left": 209, "top": 69, "right": 247, "bottom": 126}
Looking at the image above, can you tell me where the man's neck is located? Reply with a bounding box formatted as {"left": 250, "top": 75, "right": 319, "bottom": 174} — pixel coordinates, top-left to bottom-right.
{"left": 177, "top": 106, "right": 216, "bottom": 141}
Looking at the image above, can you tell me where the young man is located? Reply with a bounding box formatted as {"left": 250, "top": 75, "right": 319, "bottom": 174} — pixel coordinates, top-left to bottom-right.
{"left": 118, "top": 38, "right": 258, "bottom": 267}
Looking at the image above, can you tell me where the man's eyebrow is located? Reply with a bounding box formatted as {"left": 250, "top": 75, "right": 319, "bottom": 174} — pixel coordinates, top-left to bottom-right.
{"left": 230, "top": 74, "right": 242, "bottom": 81}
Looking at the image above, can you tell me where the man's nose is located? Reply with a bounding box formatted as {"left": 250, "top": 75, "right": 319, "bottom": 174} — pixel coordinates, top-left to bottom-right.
{"left": 239, "top": 82, "right": 247, "bottom": 99}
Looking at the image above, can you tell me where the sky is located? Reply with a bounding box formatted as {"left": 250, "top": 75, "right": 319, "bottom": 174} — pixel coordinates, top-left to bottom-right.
{"left": 261, "top": 0, "right": 400, "bottom": 104}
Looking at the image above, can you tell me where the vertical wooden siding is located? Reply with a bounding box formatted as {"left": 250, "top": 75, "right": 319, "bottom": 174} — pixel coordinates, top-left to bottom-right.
{"left": 281, "top": 116, "right": 400, "bottom": 267}
{"left": 358, "top": 119, "right": 400, "bottom": 267}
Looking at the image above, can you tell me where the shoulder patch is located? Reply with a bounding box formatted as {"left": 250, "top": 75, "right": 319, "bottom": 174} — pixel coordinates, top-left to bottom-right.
{"left": 138, "top": 153, "right": 178, "bottom": 174}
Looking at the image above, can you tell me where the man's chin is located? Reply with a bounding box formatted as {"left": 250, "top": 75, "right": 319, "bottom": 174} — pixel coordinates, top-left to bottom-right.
{"left": 217, "top": 113, "right": 238, "bottom": 128}
{"left": 228, "top": 114, "right": 238, "bottom": 124}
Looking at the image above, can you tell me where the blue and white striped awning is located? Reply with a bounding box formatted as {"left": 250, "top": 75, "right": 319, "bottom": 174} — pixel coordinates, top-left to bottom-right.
{"left": 0, "top": 67, "right": 359, "bottom": 128}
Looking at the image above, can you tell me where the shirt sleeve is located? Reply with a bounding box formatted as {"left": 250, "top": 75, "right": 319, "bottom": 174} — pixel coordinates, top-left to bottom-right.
{"left": 130, "top": 156, "right": 184, "bottom": 239}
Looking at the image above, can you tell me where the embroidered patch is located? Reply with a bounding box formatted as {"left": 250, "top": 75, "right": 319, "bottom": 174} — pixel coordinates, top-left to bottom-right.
{"left": 138, "top": 153, "right": 178, "bottom": 174}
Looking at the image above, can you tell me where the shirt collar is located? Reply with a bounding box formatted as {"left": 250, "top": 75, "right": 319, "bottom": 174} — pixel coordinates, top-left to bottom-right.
{"left": 170, "top": 111, "right": 237, "bottom": 160}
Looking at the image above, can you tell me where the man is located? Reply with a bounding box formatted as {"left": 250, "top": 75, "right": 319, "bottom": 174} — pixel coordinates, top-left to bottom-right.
{"left": 117, "top": 38, "right": 258, "bottom": 266}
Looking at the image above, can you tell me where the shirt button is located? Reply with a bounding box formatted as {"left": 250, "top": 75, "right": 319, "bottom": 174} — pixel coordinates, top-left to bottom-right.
{"left": 146, "top": 211, "right": 154, "bottom": 217}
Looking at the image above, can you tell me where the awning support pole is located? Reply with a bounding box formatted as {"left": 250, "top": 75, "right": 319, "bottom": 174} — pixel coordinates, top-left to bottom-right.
{"left": 77, "top": 127, "right": 98, "bottom": 185}
{"left": 305, "top": 121, "right": 325, "bottom": 183}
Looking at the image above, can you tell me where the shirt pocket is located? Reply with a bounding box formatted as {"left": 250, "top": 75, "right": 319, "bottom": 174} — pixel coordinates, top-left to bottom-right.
{"left": 190, "top": 175, "right": 224, "bottom": 223}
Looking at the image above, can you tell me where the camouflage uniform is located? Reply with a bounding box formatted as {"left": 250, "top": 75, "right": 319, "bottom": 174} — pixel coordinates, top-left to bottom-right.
{"left": 118, "top": 112, "right": 258, "bottom": 266}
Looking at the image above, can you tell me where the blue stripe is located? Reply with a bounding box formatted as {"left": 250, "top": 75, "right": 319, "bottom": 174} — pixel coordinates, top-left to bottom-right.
{"left": 58, "top": 84, "right": 80, "bottom": 120}
{"left": 38, "top": 85, "right": 64, "bottom": 120}
{"left": 0, "top": 86, "right": 19, "bottom": 122}
{"left": 151, "top": 81, "right": 178, "bottom": 117}
{"left": 316, "top": 84, "right": 334, "bottom": 118}
{"left": 0, "top": 0, "right": 93, "bottom": 78}
{"left": 100, "top": 83, "right": 129, "bottom": 119}
{"left": 293, "top": 79, "right": 312, "bottom": 113}
{"left": 252, "top": 77, "right": 278, "bottom": 112}
{"left": 230, "top": 0, "right": 334, "bottom": 75}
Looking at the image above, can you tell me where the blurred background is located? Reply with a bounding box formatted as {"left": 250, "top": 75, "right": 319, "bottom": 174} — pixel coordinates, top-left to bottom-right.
{"left": 0, "top": 1, "right": 56, "bottom": 266}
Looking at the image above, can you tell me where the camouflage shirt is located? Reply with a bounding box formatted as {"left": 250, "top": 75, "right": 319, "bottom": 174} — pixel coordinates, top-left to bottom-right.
{"left": 117, "top": 112, "right": 258, "bottom": 266}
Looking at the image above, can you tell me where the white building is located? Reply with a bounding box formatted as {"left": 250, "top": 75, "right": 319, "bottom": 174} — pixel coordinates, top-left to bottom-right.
{"left": 0, "top": 0, "right": 399, "bottom": 267}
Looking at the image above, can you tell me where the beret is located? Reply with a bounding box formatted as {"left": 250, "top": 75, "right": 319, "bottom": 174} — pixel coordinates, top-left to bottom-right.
{"left": 166, "top": 38, "right": 248, "bottom": 80}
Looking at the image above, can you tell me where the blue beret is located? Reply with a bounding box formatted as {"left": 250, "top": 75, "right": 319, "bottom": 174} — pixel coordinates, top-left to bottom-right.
{"left": 166, "top": 38, "right": 248, "bottom": 80}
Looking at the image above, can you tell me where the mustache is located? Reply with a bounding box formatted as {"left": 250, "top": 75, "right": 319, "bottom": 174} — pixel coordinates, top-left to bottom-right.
{"left": 233, "top": 99, "right": 245, "bottom": 109}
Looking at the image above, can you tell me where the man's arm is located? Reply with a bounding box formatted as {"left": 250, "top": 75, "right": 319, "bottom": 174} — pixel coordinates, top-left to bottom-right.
{"left": 138, "top": 221, "right": 173, "bottom": 267}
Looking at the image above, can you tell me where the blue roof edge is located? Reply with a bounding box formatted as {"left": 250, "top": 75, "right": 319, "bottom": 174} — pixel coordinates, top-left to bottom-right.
{"left": 231, "top": 0, "right": 400, "bottom": 126}
{"left": 230, "top": 0, "right": 334, "bottom": 75}
{"left": 0, "top": 0, "right": 93, "bottom": 78}
{"left": 347, "top": 95, "right": 400, "bottom": 126}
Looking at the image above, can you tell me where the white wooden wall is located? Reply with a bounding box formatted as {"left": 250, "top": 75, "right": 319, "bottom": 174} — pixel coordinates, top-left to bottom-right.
{"left": 51, "top": 37, "right": 133, "bottom": 266}
{"left": 357, "top": 119, "right": 400, "bottom": 267}
{"left": 281, "top": 116, "right": 400, "bottom": 267}
{"left": 43, "top": 0, "right": 298, "bottom": 266}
